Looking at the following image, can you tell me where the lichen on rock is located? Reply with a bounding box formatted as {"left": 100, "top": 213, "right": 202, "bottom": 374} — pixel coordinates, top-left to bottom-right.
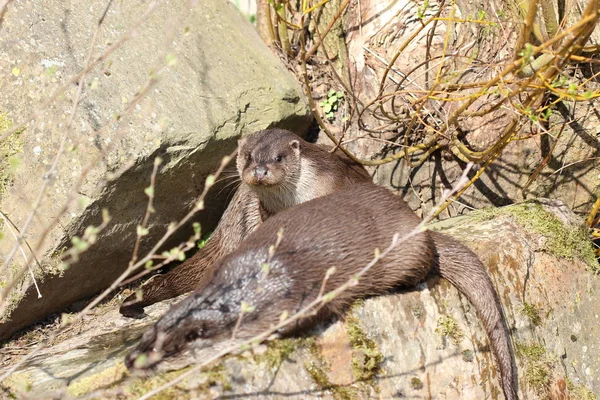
{"left": 0, "top": 113, "right": 24, "bottom": 201}
{"left": 476, "top": 200, "right": 598, "bottom": 271}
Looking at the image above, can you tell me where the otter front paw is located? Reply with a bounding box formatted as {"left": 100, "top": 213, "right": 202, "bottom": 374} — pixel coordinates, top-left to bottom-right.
{"left": 120, "top": 295, "right": 146, "bottom": 318}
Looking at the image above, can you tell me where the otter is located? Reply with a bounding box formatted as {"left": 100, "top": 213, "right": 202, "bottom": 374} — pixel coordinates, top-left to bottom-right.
{"left": 119, "top": 129, "right": 372, "bottom": 317}
{"left": 126, "top": 183, "right": 517, "bottom": 400}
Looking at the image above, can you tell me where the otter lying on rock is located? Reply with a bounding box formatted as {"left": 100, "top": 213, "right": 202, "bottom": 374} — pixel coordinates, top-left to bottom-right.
{"left": 119, "top": 129, "right": 371, "bottom": 317}
{"left": 126, "top": 183, "right": 518, "bottom": 400}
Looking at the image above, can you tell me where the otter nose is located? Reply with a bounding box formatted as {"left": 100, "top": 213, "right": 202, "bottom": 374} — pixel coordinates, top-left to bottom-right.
{"left": 254, "top": 166, "right": 269, "bottom": 180}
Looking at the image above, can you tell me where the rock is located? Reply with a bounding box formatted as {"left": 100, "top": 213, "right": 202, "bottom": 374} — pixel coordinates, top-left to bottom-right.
{"left": 1, "top": 199, "right": 598, "bottom": 398}
{"left": 0, "top": 0, "right": 311, "bottom": 340}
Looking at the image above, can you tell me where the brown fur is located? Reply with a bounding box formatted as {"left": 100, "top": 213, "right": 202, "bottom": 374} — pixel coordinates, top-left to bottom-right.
{"left": 119, "top": 129, "right": 371, "bottom": 317}
{"left": 126, "top": 183, "right": 517, "bottom": 400}
{"left": 237, "top": 128, "right": 371, "bottom": 216}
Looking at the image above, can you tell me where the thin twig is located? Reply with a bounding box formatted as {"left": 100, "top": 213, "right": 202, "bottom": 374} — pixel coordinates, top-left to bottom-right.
{"left": 0, "top": 212, "right": 41, "bottom": 298}
{"left": 130, "top": 157, "right": 163, "bottom": 267}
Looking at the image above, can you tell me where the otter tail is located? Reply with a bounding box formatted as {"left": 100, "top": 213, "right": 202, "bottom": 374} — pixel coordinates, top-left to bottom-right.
{"left": 430, "top": 231, "right": 518, "bottom": 400}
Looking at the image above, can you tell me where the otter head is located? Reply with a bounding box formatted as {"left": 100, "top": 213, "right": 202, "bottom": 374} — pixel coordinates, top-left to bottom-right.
{"left": 125, "top": 291, "right": 236, "bottom": 371}
{"left": 236, "top": 129, "right": 301, "bottom": 188}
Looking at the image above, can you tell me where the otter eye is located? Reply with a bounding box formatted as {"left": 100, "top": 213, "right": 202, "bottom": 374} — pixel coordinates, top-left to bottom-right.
{"left": 185, "top": 330, "right": 199, "bottom": 342}
{"left": 275, "top": 155, "right": 283, "bottom": 162}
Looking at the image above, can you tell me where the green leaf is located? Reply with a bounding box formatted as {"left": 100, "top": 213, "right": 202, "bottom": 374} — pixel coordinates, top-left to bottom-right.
{"left": 84, "top": 225, "right": 99, "bottom": 237}
{"left": 165, "top": 54, "right": 177, "bottom": 66}
{"left": 205, "top": 174, "right": 216, "bottom": 187}
{"left": 279, "top": 310, "right": 289, "bottom": 322}
{"left": 323, "top": 103, "right": 332, "bottom": 113}
{"left": 137, "top": 225, "right": 149, "bottom": 236}
{"left": 542, "top": 108, "right": 552, "bottom": 119}
{"left": 323, "top": 292, "right": 335, "bottom": 302}
{"left": 241, "top": 301, "right": 256, "bottom": 313}
{"left": 261, "top": 262, "right": 270, "bottom": 275}
{"left": 325, "top": 266, "right": 336, "bottom": 278}
{"left": 519, "top": 43, "right": 534, "bottom": 60}
{"left": 71, "top": 236, "right": 89, "bottom": 252}
{"left": 193, "top": 222, "right": 201, "bottom": 235}
{"left": 133, "top": 354, "right": 149, "bottom": 369}
{"left": 328, "top": 89, "right": 336, "bottom": 97}
{"left": 101, "top": 208, "right": 111, "bottom": 224}
{"left": 144, "top": 186, "right": 154, "bottom": 197}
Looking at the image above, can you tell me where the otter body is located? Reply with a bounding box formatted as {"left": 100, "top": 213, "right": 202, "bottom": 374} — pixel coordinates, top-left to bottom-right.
{"left": 120, "top": 129, "right": 371, "bottom": 317}
{"left": 127, "top": 183, "right": 517, "bottom": 400}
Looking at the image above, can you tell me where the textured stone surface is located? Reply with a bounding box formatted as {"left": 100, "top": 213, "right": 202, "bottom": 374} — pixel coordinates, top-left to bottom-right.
{"left": 0, "top": 0, "right": 311, "bottom": 340}
{"left": 2, "top": 199, "right": 598, "bottom": 398}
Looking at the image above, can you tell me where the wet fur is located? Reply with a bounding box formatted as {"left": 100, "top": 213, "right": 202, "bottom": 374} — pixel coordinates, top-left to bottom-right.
{"left": 127, "top": 184, "right": 517, "bottom": 400}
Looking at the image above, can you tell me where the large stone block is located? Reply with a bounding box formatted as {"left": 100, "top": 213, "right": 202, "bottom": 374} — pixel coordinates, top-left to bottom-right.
{"left": 0, "top": 0, "right": 311, "bottom": 340}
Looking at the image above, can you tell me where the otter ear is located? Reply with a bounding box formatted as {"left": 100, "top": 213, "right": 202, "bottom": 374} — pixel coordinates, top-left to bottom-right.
{"left": 289, "top": 139, "right": 300, "bottom": 151}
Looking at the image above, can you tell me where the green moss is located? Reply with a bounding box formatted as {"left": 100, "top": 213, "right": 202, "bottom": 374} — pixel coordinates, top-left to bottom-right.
{"left": 254, "top": 337, "right": 309, "bottom": 370}
{"left": 197, "top": 363, "right": 231, "bottom": 392}
{"left": 515, "top": 341, "right": 554, "bottom": 395}
{"left": 520, "top": 302, "right": 542, "bottom": 327}
{"left": 410, "top": 377, "right": 424, "bottom": 390}
{"left": 125, "top": 366, "right": 194, "bottom": 398}
{"left": 303, "top": 335, "right": 358, "bottom": 400}
{"left": 346, "top": 315, "right": 384, "bottom": 384}
{"left": 411, "top": 306, "right": 424, "bottom": 318}
{"left": 476, "top": 201, "right": 598, "bottom": 271}
{"left": 567, "top": 378, "right": 596, "bottom": 400}
{"left": 435, "top": 315, "right": 464, "bottom": 345}
{"left": 1, "top": 372, "right": 33, "bottom": 395}
{"left": 67, "top": 363, "right": 128, "bottom": 397}
{"left": 115, "top": 363, "right": 229, "bottom": 398}
{"left": 0, "top": 113, "right": 24, "bottom": 200}
{"left": 304, "top": 361, "right": 356, "bottom": 400}
{"left": 462, "top": 349, "right": 474, "bottom": 362}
